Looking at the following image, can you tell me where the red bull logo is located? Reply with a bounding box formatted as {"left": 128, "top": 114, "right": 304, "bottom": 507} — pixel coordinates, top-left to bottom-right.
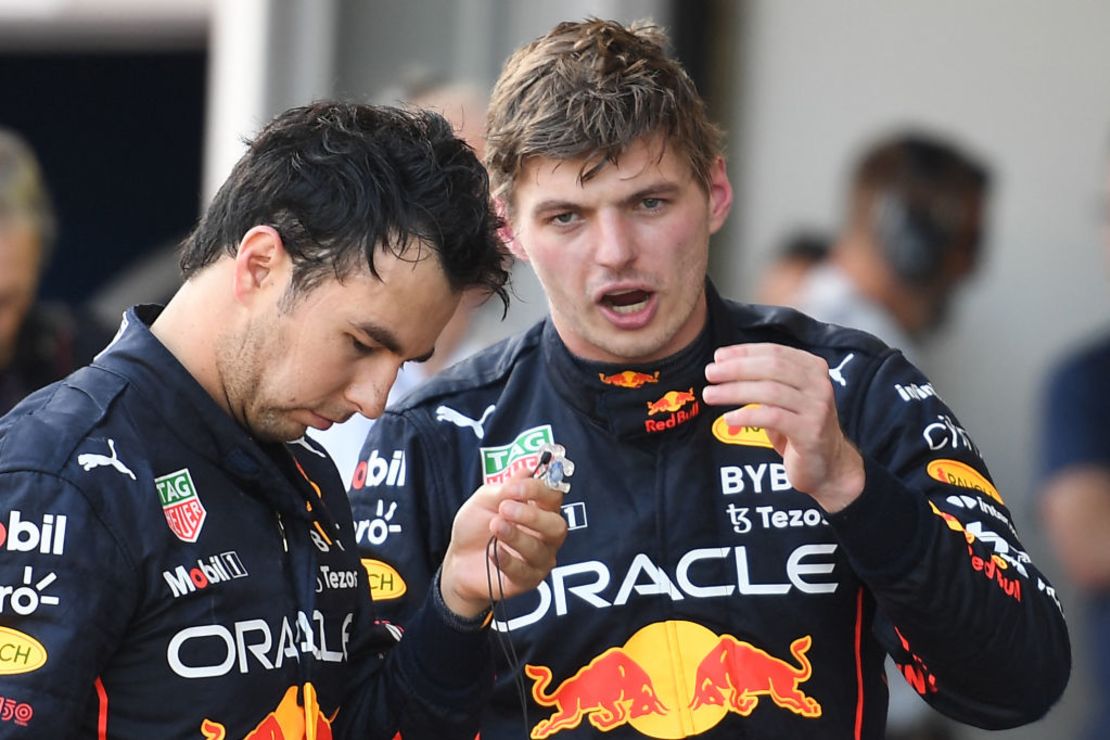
{"left": 525, "top": 621, "right": 821, "bottom": 738}
{"left": 646, "top": 388, "right": 695, "bottom": 416}
{"left": 201, "top": 683, "right": 334, "bottom": 740}
{"left": 688, "top": 635, "right": 820, "bottom": 718}
{"left": 526, "top": 649, "right": 668, "bottom": 738}
{"left": 598, "top": 370, "right": 660, "bottom": 389}
{"left": 929, "top": 502, "right": 1022, "bottom": 602}
{"left": 643, "top": 389, "right": 700, "bottom": 434}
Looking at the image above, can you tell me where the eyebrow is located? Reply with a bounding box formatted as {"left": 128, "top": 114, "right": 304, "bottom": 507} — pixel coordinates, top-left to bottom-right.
{"left": 351, "top": 321, "right": 435, "bottom": 363}
{"left": 529, "top": 182, "right": 684, "bottom": 216}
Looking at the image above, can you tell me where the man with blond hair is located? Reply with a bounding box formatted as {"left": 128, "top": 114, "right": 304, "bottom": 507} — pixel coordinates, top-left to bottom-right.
{"left": 351, "top": 19, "right": 1069, "bottom": 738}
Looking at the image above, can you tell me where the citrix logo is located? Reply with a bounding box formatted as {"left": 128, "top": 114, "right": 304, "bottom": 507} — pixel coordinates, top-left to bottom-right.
{"left": 0, "top": 512, "right": 67, "bottom": 556}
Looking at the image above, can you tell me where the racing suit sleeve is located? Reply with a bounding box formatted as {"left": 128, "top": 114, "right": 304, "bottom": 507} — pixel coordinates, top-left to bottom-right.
{"left": 348, "top": 410, "right": 458, "bottom": 626}
{"left": 336, "top": 568, "right": 492, "bottom": 740}
{"left": 825, "top": 350, "right": 1070, "bottom": 728}
{"left": 0, "top": 470, "right": 138, "bottom": 736}
{"left": 340, "top": 411, "right": 491, "bottom": 738}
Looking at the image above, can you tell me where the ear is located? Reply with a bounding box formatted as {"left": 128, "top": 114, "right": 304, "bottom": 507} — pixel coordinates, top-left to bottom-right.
{"left": 232, "top": 225, "right": 289, "bottom": 304}
{"left": 706, "top": 156, "right": 734, "bottom": 235}
{"left": 495, "top": 197, "right": 528, "bottom": 262}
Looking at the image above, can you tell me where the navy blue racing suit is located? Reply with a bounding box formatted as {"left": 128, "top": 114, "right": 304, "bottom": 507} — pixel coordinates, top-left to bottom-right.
{"left": 0, "top": 305, "right": 490, "bottom": 738}
{"left": 351, "top": 282, "right": 1070, "bottom": 739}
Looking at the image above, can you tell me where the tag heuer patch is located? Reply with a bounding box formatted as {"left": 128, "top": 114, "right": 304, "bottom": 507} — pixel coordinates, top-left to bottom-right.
{"left": 480, "top": 425, "right": 555, "bottom": 484}
{"left": 155, "top": 468, "right": 207, "bottom": 542}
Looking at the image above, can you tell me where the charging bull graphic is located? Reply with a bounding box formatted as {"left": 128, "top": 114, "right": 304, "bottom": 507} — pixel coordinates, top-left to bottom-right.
{"left": 200, "top": 683, "right": 334, "bottom": 740}
{"left": 646, "top": 388, "right": 696, "bottom": 416}
{"left": 525, "top": 649, "right": 668, "bottom": 738}
{"left": 689, "top": 635, "right": 821, "bottom": 718}
{"left": 526, "top": 622, "right": 822, "bottom": 738}
{"left": 598, "top": 370, "right": 660, "bottom": 389}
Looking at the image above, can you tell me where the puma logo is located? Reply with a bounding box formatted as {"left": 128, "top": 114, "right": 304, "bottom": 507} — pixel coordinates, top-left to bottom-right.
{"left": 77, "top": 439, "right": 136, "bottom": 480}
{"left": 828, "top": 353, "right": 855, "bottom": 388}
{"left": 288, "top": 436, "right": 326, "bottom": 457}
{"left": 435, "top": 404, "right": 496, "bottom": 439}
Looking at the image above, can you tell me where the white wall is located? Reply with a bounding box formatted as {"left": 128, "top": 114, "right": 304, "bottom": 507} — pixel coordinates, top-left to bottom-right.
{"left": 729, "top": 2, "right": 1110, "bottom": 737}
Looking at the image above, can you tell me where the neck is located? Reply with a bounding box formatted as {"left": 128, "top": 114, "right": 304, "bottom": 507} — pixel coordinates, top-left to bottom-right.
{"left": 150, "top": 263, "right": 235, "bottom": 415}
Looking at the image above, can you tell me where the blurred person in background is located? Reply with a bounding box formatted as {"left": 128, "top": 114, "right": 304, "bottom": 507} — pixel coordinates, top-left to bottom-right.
{"left": 1038, "top": 144, "right": 1110, "bottom": 740}
{"left": 310, "top": 78, "right": 493, "bottom": 485}
{"left": 754, "top": 229, "right": 830, "bottom": 306}
{"left": 793, "top": 131, "right": 989, "bottom": 366}
{"left": 0, "top": 127, "right": 109, "bottom": 414}
{"left": 793, "top": 130, "right": 991, "bottom": 740}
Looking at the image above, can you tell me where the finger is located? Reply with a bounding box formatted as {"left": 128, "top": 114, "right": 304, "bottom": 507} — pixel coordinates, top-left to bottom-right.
{"left": 702, "top": 379, "right": 805, "bottom": 410}
{"left": 498, "top": 478, "right": 564, "bottom": 512}
{"left": 706, "top": 352, "right": 820, "bottom": 394}
{"left": 487, "top": 522, "right": 559, "bottom": 582}
{"left": 498, "top": 500, "right": 569, "bottom": 542}
{"left": 721, "top": 402, "right": 804, "bottom": 440}
{"left": 705, "top": 343, "right": 830, "bottom": 388}
{"left": 486, "top": 542, "right": 546, "bottom": 595}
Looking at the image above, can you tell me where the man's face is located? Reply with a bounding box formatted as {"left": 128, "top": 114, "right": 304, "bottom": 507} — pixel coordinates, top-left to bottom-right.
{"left": 0, "top": 225, "right": 42, "bottom": 368}
{"left": 217, "top": 244, "right": 460, "bottom": 443}
{"left": 508, "top": 135, "right": 731, "bottom": 364}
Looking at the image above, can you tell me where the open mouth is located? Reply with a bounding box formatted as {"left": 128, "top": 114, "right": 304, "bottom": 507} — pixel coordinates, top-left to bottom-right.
{"left": 602, "top": 289, "right": 652, "bottom": 315}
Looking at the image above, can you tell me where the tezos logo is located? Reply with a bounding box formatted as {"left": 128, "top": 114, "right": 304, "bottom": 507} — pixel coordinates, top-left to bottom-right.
{"left": 0, "top": 512, "right": 66, "bottom": 556}
{"left": 480, "top": 425, "right": 555, "bottom": 484}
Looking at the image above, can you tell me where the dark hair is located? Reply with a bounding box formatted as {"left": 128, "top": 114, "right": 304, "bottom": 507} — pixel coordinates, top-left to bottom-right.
{"left": 850, "top": 131, "right": 991, "bottom": 268}
{"left": 486, "top": 18, "right": 723, "bottom": 205}
{"left": 179, "top": 101, "right": 509, "bottom": 311}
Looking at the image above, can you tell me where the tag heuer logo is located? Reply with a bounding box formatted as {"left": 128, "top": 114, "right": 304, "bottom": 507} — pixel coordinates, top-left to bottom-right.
{"left": 155, "top": 468, "right": 207, "bottom": 543}
{"left": 480, "top": 425, "right": 555, "bottom": 484}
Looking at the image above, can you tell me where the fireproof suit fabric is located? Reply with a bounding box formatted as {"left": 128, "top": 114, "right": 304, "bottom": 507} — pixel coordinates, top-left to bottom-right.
{"left": 351, "top": 282, "right": 1070, "bottom": 739}
{"left": 0, "top": 305, "right": 490, "bottom": 739}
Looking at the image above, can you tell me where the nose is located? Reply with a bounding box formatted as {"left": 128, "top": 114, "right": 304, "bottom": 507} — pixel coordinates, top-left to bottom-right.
{"left": 594, "top": 210, "right": 636, "bottom": 269}
{"left": 345, "top": 360, "right": 401, "bottom": 420}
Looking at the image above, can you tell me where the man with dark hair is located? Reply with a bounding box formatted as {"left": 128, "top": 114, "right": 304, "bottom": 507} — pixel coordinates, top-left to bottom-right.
{"left": 351, "top": 19, "right": 1069, "bottom": 739}
{"left": 794, "top": 131, "right": 990, "bottom": 363}
{"left": 0, "top": 102, "right": 566, "bottom": 737}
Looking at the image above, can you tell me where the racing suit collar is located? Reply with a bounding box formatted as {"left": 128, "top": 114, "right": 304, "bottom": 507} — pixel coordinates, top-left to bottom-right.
{"left": 541, "top": 280, "right": 728, "bottom": 441}
{"left": 91, "top": 305, "right": 322, "bottom": 522}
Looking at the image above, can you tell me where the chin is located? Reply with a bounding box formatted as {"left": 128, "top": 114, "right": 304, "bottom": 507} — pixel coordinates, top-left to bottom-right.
{"left": 599, "top": 333, "right": 670, "bottom": 363}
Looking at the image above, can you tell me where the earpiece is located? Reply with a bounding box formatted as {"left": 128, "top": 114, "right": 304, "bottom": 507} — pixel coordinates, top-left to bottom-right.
{"left": 872, "top": 191, "right": 953, "bottom": 286}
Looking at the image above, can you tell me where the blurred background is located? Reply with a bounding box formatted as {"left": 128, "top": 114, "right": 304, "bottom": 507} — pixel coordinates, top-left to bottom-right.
{"left": 2, "top": 1, "right": 1107, "bottom": 737}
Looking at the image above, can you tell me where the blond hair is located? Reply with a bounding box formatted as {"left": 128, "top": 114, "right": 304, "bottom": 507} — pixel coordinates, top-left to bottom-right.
{"left": 0, "top": 128, "right": 56, "bottom": 261}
